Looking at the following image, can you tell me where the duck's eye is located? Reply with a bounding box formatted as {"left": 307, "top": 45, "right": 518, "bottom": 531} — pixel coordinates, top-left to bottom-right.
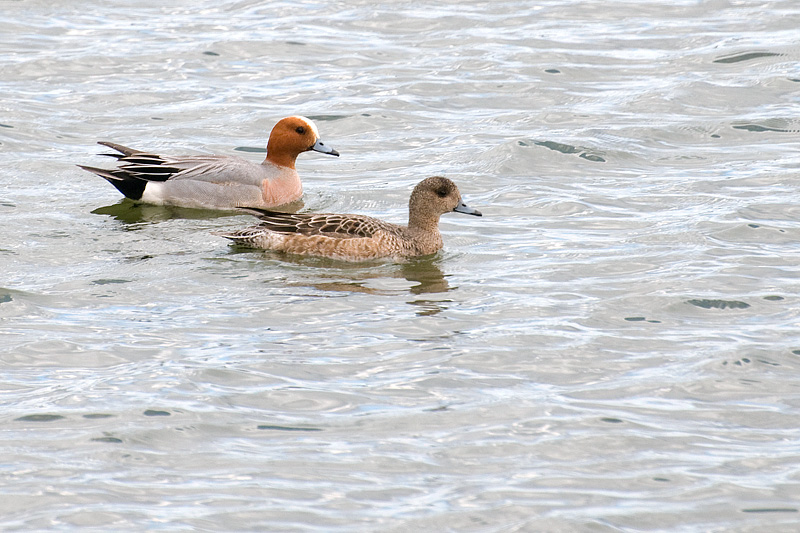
{"left": 295, "top": 126, "right": 306, "bottom": 134}
{"left": 435, "top": 188, "right": 449, "bottom": 198}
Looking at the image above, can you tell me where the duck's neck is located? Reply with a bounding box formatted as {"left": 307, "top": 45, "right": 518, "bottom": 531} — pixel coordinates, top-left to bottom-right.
{"left": 407, "top": 204, "right": 441, "bottom": 232}
{"left": 405, "top": 215, "right": 443, "bottom": 255}
{"left": 264, "top": 144, "right": 298, "bottom": 169}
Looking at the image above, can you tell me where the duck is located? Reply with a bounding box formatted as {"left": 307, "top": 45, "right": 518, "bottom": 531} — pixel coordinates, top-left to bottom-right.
{"left": 78, "top": 116, "right": 339, "bottom": 210}
{"left": 216, "top": 176, "right": 482, "bottom": 262}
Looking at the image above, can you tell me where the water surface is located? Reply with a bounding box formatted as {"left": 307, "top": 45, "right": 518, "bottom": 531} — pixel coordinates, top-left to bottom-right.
{"left": 3, "top": 0, "right": 800, "bottom": 531}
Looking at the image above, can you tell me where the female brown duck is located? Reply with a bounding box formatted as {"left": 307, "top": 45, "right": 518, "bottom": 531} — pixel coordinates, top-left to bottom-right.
{"left": 218, "top": 176, "right": 481, "bottom": 262}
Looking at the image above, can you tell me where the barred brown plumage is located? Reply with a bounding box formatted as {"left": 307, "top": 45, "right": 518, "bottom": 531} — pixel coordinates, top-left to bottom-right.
{"left": 216, "top": 177, "right": 481, "bottom": 262}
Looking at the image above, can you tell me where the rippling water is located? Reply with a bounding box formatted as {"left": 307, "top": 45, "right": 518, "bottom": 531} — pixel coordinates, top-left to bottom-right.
{"left": 3, "top": 0, "right": 800, "bottom": 530}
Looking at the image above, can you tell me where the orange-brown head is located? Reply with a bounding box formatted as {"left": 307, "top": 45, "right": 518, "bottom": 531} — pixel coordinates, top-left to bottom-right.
{"left": 265, "top": 116, "right": 339, "bottom": 169}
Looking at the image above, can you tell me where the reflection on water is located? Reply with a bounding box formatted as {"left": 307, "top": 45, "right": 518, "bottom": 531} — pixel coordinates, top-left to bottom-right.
{"left": 91, "top": 199, "right": 305, "bottom": 224}
{"left": 91, "top": 200, "right": 235, "bottom": 224}
{"left": 312, "top": 259, "right": 451, "bottom": 315}
{"left": 223, "top": 244, "right": 452, "bottom": 313}
{"left": 401, "top": 258, "right": 450, "bottom": 294}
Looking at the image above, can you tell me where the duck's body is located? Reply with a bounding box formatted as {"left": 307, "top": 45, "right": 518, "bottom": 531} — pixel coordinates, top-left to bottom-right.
{"left": 218, "top": 176, "right": 481, "bottom": 262}
{"left": 79, "top": 116, "right": 338, "bottom": 210}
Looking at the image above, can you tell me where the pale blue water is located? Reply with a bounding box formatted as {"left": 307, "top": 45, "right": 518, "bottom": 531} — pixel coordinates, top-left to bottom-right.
{"left": 3, "top": 0, "right": 800, "bottom": 531}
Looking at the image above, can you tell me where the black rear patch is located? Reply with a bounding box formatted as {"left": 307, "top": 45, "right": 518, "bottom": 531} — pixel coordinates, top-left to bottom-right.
{"left": 106, "top": 175, "right": 147, "bottom": 200}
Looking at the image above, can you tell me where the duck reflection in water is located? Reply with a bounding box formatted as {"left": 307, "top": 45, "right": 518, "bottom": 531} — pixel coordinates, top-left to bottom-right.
{"left": 311, "top": 257, "right": 450, "bottom": 295}
{"left": 315, "top": 257, "right": 453, "bottom": 315}
{"left": 91, "top": 199, "right": 303, "bottom": 225}
{"left": 225, "top": 248, "right": 453, "bottom": 314}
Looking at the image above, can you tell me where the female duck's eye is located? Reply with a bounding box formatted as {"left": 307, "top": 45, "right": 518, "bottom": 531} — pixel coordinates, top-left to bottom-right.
{"left": 436, "top": 188, "right": 448, "bottom": 198}
{"left": 295, "top": 126, "right": 306, "bottom": 134}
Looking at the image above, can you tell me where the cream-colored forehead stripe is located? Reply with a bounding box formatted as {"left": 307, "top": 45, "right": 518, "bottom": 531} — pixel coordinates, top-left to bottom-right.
{"left": 291, "top": 115, "right": 320, "bottom": 138}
